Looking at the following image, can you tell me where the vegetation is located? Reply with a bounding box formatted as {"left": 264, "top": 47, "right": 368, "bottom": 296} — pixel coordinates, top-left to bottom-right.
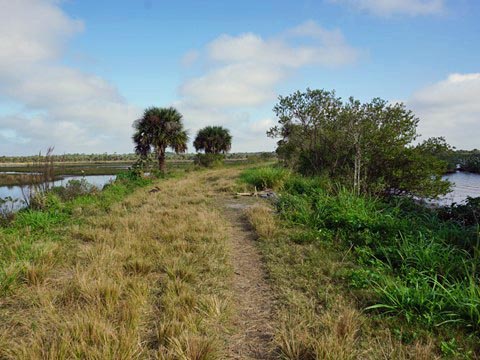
{"left": 239, "top": 166, "right": 292, "bottom": 190}
{"left": 242, "top": 166, "right": 480, "bottom": 357}
{"left": 192, "top": 126, "right": 233, "bottom": 168}
{"left": 268, "top": 89, "right": 451, "bottom": 197}
{"left": 463, "top": 152, "right": 480, "bottom": 173}
{"left": 0, "top": 169, "right": 152, "bottom": 295}
{"left": 132, "top": 107, "right": 188, "bottom": 172}
{"left": 237, "top": 89, "right": 478, "bottom": 357}
{"left": 0, "top": 151, "right": 275, "bottom": 166}
{"left": 193, "top": 153, "right": 224, "bottom": 167}
{"left": 0, "top": 167, "right": 238, "bottom": 358}
{"left": 193, "top": 126, "right": 232, "bottom": 154}
{"left": 0, "top": 88, "right": 477, "bottom": 358}
{"left": 438, "top": 149, "right": 480, "bottom": 174}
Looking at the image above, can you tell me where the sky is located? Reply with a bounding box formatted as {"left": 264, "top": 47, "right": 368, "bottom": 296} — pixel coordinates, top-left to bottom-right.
{"left": 0, "top": 0, "right": 479, "bottom": 155}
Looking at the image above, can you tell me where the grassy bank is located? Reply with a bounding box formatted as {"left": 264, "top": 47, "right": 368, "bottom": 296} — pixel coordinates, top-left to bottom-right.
{"left": 242, "top": 166, "right": 480, "bottom": 358}
{"left": 0, "top": 171, "right": 153, "bottom": 296}
{"left": 0, "top": 167, "right": 237, "bottom": 358}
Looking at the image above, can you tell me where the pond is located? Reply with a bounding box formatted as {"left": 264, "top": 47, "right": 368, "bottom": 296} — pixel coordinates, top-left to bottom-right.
{"left": 437, "top": 171, "right": 480, "bottom": 206}
{"left": 0, "top": 174, "right": 116, "bottom": 211}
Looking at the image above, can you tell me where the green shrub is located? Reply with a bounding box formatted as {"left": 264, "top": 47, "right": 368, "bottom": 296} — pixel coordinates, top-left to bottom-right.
{"left": 240, "top": 166, "right": 291, "bottom": 190}
{"left": 194, "top": 153, "right": 224, "bottom": 167}
{"left": 51, "top": 178, "right": 98, "bottom": 201}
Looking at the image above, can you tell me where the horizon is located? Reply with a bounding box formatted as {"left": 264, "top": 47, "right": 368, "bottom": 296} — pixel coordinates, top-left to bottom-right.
{"left": 0, "top": 0, "right": 479, "bottom": 155}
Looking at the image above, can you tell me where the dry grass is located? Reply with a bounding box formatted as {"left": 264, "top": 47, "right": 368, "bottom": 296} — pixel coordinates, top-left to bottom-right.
{"left": 1, "top": 165, "right": 444, "bottom": 359}
{"left": 245, "top": 203, "right": 441, "bottom": 360}
{"left": 0, "top": 171, "right": 234, "bottom": 359}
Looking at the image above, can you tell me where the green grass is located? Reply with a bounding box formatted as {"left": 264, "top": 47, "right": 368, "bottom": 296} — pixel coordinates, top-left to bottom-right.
{"left": 0, "top": 170, "right": 155, "bottom": 296}
{"left": 239, "top": 166, "right": 292, "bottom": 190}
{"left": 242, "top": 166, "right": 480, "bottom": 356}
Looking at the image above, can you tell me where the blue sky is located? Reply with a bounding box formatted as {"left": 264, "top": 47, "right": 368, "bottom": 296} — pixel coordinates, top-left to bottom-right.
{"left": 0, "top": 0, "right": 479, "bottom": 155}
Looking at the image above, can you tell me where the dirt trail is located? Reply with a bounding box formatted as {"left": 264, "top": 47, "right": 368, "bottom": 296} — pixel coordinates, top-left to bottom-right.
{"left": 221, "top": 198, "right": 276, "bottom": 359}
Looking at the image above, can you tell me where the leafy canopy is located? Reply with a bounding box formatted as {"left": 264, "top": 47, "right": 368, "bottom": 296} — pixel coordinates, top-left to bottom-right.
{"left": 268, "top": 88, "right": 451, "bottom": 197}
{"left": 193, "top": 126, "right": 232, "bottom": 154}
{"left": 132, "top": 107, "right": 188, "bottom": 170}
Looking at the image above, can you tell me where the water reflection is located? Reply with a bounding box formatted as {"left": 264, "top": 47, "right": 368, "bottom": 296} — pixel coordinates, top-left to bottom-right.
{"left": 0, "top": 175, "right": 116, "bottom": 211}
{"left": 438, "top": 172, "right": 480, "bottom": 205}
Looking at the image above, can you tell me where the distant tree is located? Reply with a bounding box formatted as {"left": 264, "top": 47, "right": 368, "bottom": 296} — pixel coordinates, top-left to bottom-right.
{"left": 193, "top": 126, "right": 232, "bottom": 154}
{"left": 268, "top": 88, "right": 451, "bottom": 197}
{"left": 132, "top": 107, "right": 188, "bottom": 172}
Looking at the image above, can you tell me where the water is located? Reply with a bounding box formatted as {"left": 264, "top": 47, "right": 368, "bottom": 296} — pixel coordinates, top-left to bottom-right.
{"left": 0, "top": 175, "right": 116, "bottom": 211}
{"left": 437, "top": 172, "right": 480, "bottom": 206}
{"left": 1, "top": 171, "right": 480, "bottom": 210}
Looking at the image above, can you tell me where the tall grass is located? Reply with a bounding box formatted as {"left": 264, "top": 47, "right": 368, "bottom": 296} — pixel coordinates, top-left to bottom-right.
{"left": 242, "top": 166, "right": 480, "bottom": 348}
{"left": 278, "top": 187, "right": 479, "bottom": 330}
{"left": 239, "top": 166, "right": 291, "bottom": 190}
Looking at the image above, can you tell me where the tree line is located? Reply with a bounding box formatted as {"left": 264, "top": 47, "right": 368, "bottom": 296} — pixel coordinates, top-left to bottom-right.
{"left": 130, "top": 89, "right": 468, "bottom": 197}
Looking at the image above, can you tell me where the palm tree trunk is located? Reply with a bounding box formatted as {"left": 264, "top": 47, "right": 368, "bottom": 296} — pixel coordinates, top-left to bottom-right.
{"left": 157, "top": 147, "right": 166, "bottom": 172}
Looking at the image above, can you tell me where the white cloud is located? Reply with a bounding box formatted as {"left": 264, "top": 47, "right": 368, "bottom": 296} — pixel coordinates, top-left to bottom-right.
{"left": 0, "top": 0, "right": 140, "bottom": 155}
{"left": 409, "top": 73, "right": 480, "bottom": 149}
{"left": 181, "top": 50, "right": 199, "bottom": 67}
{"left": 180, "top": 63, "right": 285, "bottom": 108}
{"left": 249, "top": 118, "right": 276, "bottom": 134}
{"left": 0, "top": 0, "right": 83, "bottom": 68}
{"left": 207, "top": 24, "right": 357, "bottom": 68}
{"left": 178, "top": 21, "right": 359, "bottom": 151}
{"left": 329, "top": 0, "right": 446, "bottom": 16}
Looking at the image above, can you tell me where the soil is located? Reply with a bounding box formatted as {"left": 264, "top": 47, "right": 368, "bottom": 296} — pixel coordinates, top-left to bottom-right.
{"left": 221, "top": 197, "right": 276, "bottom": 359}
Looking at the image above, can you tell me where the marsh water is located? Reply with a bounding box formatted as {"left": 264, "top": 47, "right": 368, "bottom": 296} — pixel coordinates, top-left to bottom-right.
{"left": 437, "top": 171, "right": 480, "bottom": 205}
{"left": 1, "top": 170, "right": 480, "bottom": 211}
{"left": 0, "top": 174, "right": 116, "bottom": 210}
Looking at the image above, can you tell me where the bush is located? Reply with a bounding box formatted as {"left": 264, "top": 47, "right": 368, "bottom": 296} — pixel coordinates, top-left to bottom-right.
{"left": 116, "top": 168, "right": 142, "bottom": 181}
{"left": 194, "top": 153, "right": 224, "bottom": 167}
{"left": 240, "top": 166, "right": 291, "bottom": 190}
{"left": 438, "top": 196, "right": 480, "bottom": 227}
{"left": 51, "top": 178, "right": 98, "bottom": 201}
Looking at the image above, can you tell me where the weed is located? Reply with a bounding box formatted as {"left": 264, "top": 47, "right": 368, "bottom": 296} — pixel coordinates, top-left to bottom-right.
{"left": 240, "top": 166, "right": 291, "bottom": 190}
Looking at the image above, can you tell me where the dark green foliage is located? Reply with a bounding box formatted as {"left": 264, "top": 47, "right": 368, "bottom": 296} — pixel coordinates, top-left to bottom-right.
{"left": 193, "top": 153, "right": 224, "bottom": 167}
{"left": 268, "top": 88, "right": 451, "bottom": 197}
{"left": 443, "top": 150, "right": 480, "bottom": 173}
{"left": 464, "top": 153, "right": 480, "bottom": 173}
{"left": 193, "top": 126, "right": 232, "bottom": 154}
{"left": 132, "top": 107, "right": 188, "bottom": 172}
{"left": 438, "top": 197, "right": 480, "bottom": 227}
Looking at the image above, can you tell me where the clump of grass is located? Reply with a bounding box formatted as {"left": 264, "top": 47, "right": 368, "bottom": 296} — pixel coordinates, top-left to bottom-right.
{"left": 51, "top": 178, "right": 99, "bottom": 201}
{"left": 239, "top": 166, "right": 291, "bottom": 190}
{"left": 244, "top": 204, "right": 278, "bottom": 239}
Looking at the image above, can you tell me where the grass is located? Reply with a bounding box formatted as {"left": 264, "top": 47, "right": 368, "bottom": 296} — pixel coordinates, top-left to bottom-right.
{"left": 0, "top": 167, "right": 236, "bottom": 358}
{"left": 2, "top": 162, "right": 478, "bottom": 358}
{"left": 239, "top": 166, "right": 292, "bottom": 190}
{"left": 242, "top": 166, "right": 480, "bottom": 358}
{"left": 245, "top": 202, "right": 450, "bottom": 359}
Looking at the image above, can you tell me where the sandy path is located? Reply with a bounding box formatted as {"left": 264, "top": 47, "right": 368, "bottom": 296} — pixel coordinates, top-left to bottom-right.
{"left": 221, "top": 198, "right": 276, "bottom": 359}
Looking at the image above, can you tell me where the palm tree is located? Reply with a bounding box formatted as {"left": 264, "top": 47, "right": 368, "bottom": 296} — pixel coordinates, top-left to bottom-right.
{"left": 132, "top": 107, "right": 188, "bottom": 172}
{"left": 193, "top": 126, "right": 232, "bottom": 154}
